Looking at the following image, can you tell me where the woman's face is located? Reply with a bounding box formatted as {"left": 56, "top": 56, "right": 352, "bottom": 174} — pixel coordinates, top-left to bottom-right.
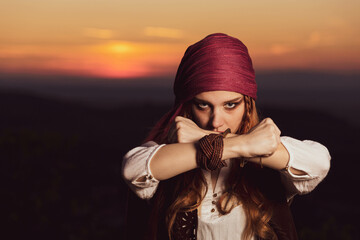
{"left": 191, "top": 91, "right": 245, "bottom": 133}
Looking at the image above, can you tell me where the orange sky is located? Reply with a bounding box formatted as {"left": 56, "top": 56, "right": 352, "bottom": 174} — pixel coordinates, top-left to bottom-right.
{"left": 1, "top": 0, "right": 359, "bottom": 79}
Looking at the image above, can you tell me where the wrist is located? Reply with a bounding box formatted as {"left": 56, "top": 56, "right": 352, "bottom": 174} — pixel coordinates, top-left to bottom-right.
{"left": 223, "top": 134, "right": 249, "bottom": 159}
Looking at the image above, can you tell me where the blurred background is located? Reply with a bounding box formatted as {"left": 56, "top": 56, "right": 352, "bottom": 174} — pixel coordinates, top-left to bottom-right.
{"left": 1, "top": 0, "right": 359, "bottom": 239}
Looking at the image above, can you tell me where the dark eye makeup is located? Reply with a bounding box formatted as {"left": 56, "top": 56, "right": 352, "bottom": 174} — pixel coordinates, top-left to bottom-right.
{"left": 192, "top": 97, "right": 243, "bottom": 111}
{"left": 224, "top": 101, "right": 242, "bottom": 109}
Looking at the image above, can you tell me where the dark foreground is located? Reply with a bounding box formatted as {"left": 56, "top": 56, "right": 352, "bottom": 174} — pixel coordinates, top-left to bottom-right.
{"left": 1, "top": 90, "right": 359, "bottom": 240}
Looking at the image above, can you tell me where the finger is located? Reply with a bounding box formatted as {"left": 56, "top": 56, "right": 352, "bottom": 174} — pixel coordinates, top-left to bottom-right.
{"left": 174, "top": 116, "right": 184, "bottom": 122}
{"left": 264, "top": 118, "right": 281, "bottom": 135}
{"left": 274, "top": 123, "right": 281, "bottom": 136}
{"left": 181, "top": 116, "right": 196, "bottom": 123}
{"left": 260, "top": 118, "right": 279, "bottom": 136}
{"left": 175, "top": 120, "right": 186, "bottom": 131}
{"left": 175, "top": 115, "right": 193, "bottom": 122}
{"left": 175, "top": 116, "right": 191, "bottom": 128}
{"left": 265, "top": 117, "right": 280, "bottom": 133}
{"left": 176, "top": 116, "right": 198, "bottom": 127}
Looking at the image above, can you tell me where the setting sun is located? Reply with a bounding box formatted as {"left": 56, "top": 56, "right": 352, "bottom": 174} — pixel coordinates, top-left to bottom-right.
{"left": 1, "top": 0, "right": 359, "bottom": 78}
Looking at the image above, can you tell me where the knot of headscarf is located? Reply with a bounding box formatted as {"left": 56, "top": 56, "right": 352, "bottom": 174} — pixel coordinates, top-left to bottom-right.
{"left": 174, "top": 33, "right": 257, "bottom": 105}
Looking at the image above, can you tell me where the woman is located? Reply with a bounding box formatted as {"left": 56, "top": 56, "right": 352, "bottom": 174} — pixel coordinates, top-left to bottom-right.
{"left": 122, "top": 33, "right": 330, "bottom": 240}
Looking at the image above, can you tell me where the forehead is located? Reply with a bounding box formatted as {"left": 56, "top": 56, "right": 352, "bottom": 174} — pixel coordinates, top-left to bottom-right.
{"left": 194, "top": 91, "right": 244, "bottom": 103}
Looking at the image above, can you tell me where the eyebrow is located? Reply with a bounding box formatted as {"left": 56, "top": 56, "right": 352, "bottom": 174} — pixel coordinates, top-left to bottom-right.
{"left": 193, "top": 96, "right": 243, "bottom": 104}
{"left": 224, "top": 97, "right": 243, "bottom": 103}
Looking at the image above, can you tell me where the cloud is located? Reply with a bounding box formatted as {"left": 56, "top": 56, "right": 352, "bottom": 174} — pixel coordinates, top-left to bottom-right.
{"left": 144, "top": 27, "right": 183, "bottom": 39}
{"left": 269, "top": 44, "right": 296, "bottom": 55}
{"left": 306, "top": 31, "right": 337, "bottom": 48}
{"left": 307, "top": 32, "right": 321, "bottom": 47}
{"left": 83, "top": 28, "right": 114, "bottom": 39}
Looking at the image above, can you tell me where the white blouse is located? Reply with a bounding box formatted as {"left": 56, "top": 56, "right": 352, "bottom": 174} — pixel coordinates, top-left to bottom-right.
{"left": 197, "top": 159, "right": 252, "bottom": 240}
{"left": 122, "top": 136, "right": 331, "bottom": 239}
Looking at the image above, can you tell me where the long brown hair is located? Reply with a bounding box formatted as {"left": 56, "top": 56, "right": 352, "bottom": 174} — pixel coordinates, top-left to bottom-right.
{"left": 149, "top": 95, "right": 278, "bottom": 240}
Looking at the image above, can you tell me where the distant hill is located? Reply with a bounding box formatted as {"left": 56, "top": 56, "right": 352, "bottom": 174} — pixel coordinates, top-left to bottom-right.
{"left": 1, "top": 89, "right": 359, "bottom": 239}
{"left": 1, "top": 71, "right": 359, "bottom": 127}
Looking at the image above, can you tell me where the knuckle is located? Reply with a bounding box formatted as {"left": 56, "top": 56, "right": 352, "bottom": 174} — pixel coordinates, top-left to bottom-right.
{"left": 264, "top": 118, "right": 272, "bottom": 123}
{"left": 176, "top": 121, "right": 183, "bottom": 128}
{"left": 175, "top": 116, "right": 183, "bottom": 122}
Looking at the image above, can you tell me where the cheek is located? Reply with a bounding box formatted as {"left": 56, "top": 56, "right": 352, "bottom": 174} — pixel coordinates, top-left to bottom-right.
{"left": 191, "top": 108, "right": 209, "bottom": 128}
{"left": 229, "top": 108, "right": 245, "bottom": 131}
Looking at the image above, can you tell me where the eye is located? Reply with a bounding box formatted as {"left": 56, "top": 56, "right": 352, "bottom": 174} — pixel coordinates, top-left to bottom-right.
{"left": 197, "top": 102, "right": 209, "bottom": 109}
{"left": 224, "top": 102, "right": 237, "bottom": 109}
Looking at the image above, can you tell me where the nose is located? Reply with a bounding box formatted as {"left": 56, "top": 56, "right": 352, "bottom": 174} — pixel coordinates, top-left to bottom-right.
{"left": 210, "top": 108, "right": 224, "bottom": 130}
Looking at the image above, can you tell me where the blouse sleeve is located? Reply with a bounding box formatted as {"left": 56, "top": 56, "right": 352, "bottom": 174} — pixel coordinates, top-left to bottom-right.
{"left": 122, "top": 141, "right": 165, "bottom": 200}
{"left": 279, "top": 136, "right": 331, "bottom": 201}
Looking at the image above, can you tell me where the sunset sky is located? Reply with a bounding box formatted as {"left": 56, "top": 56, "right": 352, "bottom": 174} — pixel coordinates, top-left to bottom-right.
{"left": 1, "top": 0, "right": 359, "bottom": 79}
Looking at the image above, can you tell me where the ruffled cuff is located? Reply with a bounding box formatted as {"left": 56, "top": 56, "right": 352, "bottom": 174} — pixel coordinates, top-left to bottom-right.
{"left": 279, "top": 136, "right": 331, "bottom": 200}
{"left": 122, "top": 141, "right": 165, "bottom": 199}
{"left": 131, "top": 142, "right": 163, "bottom": 186}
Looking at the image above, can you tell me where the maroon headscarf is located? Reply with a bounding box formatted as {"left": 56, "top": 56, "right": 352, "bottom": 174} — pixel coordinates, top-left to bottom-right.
{"left": 146, "top": 33, "right": 257, "bottom": 142}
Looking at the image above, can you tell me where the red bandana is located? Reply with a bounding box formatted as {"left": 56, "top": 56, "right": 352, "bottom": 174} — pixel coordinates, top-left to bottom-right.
{"left": 174, "top": 33, "right": 257, "bottom": 104}
{"left": 146, "top": 33, "right": 257, "bottom": 142}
